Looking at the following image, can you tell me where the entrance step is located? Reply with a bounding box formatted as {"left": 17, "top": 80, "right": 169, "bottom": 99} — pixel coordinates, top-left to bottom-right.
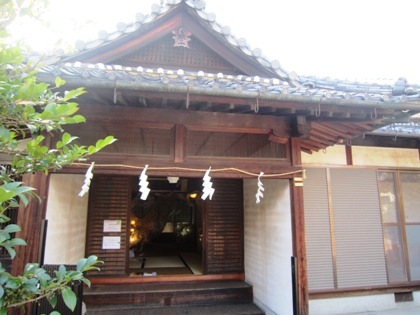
{"left": 85, "top": 302, "right": 264, "bottom": 314}
{"left": 84, "top": 280, "right": 257, "bottom": 310}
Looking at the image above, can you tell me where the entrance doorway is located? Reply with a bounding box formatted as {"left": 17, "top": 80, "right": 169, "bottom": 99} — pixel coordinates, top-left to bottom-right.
{"left": 128, "top": 177, "right": 203, "bottom": 276}
{"left": 86, "top": 175, "right": 244, "bottom": 278}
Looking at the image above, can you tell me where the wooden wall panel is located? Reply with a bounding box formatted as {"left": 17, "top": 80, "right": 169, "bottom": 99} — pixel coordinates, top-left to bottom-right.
{"left": 204, "top": 179, "right": 244, "bottom": 274}
{"left": 86, "top": 175, "right": 130, "bottom": 276}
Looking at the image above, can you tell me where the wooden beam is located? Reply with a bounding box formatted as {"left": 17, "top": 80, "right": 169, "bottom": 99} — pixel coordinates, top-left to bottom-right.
{"left": 268, "top": 133, "right": 289, "bottom": 144}
{"left": 78, "top": 105, "right": 291, "bottom": 135}
{"left": 300, "top": 139, "right": 327, "bottom": 151}
{"left": 311, "top": 122, "right": 353, "bottom": 139}
{"left": 310, "top": 128, "right": 338, "bottom": 142}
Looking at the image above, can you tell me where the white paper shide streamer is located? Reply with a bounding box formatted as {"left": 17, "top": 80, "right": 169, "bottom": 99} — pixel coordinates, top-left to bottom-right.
{"left": 201, "top": 167, "right": 215, "bottom": 200}
{"left": 79, "top": 162, "right": 95, "bottom": 197}
{"left": 139, "top": 165, "right": 150, "bottom": 200}
{"left": 256, "top": 172, "right": 264, "bottom": 204}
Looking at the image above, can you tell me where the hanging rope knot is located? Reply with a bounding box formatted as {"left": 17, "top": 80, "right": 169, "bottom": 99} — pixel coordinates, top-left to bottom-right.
{"left": 79, "top": 162, "right": 95, "bottom": 197}
{"left": 255, "top": 172, "right": 264, "bottom": 204}
{"left": 139, "top": 165, "right": 150, "bottom": 200}
{"left": 201, "top": 167, "right": 215, "bottom": 200}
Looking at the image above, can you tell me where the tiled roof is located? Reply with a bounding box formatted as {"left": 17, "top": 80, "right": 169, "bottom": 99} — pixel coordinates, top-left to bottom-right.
{"left": 372, "top": 122, "right": 420, "bottom": 137}
{"left": 37, "top": 62, "right": 420, "bottom": 107}
{"left": 64, "top": 0, "right": 290, "bottom": 80}
{"left": 30, "top": 0, "right": 420, "bottom": 108}
{"left": 32, "top": 0, "right": 420, "bottom": 139}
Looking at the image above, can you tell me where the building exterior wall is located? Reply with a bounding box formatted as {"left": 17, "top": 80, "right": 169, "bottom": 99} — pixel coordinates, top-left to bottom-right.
{"left": 44, "top": 174, "right": 89, "bottom": 264}
{"left": 303, "top": 145, "right": 420, "bottom": 315}
{"left": 243, "top": 179, "right": 293, "bottom": 315}
{"left": 303, "top": 145, "right": 419, "bottom": 167}
{"left": 352, "top": 146, "right": 419, "bottom": 167}
{"left": 302, "top": 144, "right": 347, "bottom": 166}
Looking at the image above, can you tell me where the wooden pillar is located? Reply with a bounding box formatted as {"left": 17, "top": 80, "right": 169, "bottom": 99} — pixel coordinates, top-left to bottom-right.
{"left": 290, "top": 138, "right": 308, "bottom": 315}
{"left": 345, "top": 144, "right": 353, "bottom": 166}
{"left": 12, "top": 172, "right": 49, "bottom": 275}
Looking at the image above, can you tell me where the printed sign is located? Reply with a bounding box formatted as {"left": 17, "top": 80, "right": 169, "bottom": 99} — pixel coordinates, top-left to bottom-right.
{"left": 102, "top": 236, "right": 121, "bottom": 249}
{"left": 103, "top": 220, "right": 121, "bottom": 232}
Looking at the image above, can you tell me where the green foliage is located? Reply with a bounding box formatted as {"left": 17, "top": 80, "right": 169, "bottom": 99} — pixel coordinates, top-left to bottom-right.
{"left": 0, "top": 4, "right": 116, "bottom": 314}
{"left": 0, "top": 255, "right": 102, "bottom": 313}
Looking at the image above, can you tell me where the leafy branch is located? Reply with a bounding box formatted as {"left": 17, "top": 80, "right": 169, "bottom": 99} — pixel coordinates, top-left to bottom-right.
{"left": 0, "top": 256, "right": 103, "bottom": 314}
{"left": 0, "top": 4, "right": 117, "bottom": 314}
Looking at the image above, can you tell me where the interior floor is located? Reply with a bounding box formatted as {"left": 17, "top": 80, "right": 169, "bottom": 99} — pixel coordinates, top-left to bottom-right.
{"left": 129, "top": 242, "right": 203, "bottom": 276}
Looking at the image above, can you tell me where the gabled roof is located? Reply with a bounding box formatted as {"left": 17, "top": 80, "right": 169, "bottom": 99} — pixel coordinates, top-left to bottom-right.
{"left": 35, "top": 0, "right": 420, "bottom": 152}
{"left": 62, "top": 0, "right": 289, "bottom": 81}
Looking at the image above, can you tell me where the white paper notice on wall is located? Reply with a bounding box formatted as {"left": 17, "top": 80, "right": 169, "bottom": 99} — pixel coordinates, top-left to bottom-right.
{"left": 102, "top": 236, "right": 121, "bottom": 249}
{"left": 103, "top": 220, "right": 122, "bottom": 232}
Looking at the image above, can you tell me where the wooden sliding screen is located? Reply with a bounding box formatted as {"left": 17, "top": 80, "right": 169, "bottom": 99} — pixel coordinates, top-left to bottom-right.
{"left": 85, "top": 175, "right": 130, "bottom": 276}
{"left": 204, "top": 179, "right": 244, "bottom": 274}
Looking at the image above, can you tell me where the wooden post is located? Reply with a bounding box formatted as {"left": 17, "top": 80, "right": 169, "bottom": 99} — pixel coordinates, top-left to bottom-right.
{"left": 12, "top": 172, "right": 49, "bottom": 275}
{"left": 345, "top": 144, "right": 353, "bottom": 166}
{"left": 290, "top": 138, "right": 309, "bottom": 315}
{"left": 174, "top": 124, "right": 186, "bottom": 163}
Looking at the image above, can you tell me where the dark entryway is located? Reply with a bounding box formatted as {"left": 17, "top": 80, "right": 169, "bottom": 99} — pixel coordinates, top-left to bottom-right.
{"left": 85, "top": 175, "right": 244, "bottom": 278}
{"left": 128, "top": 177, "right": 204, "bottom": 276}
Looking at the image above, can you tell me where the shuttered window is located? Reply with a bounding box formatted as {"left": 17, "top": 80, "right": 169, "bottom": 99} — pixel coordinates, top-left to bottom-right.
{"left": 304, "top": 168, "right": 388, "bottom": 291}
{"left": 303, "top": 168, "right": 335, "bottom": 290}
{"left": 86, "top": 175, "right": 130, "bottom": 276}
{"left": 330, "top": 169, "right": 387, "bottom": 288}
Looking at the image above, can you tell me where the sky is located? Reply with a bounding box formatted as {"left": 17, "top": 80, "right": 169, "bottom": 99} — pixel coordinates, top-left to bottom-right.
{"left": 9, "top": 0, "right": 420, "bottom": 84}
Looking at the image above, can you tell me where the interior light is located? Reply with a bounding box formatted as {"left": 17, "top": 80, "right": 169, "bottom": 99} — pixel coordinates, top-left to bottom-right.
{"left": 189, "top": 192, "right": 198, "bottom": 199}
{"left": 167, "top": 176, "right": 179, "bottom": 184}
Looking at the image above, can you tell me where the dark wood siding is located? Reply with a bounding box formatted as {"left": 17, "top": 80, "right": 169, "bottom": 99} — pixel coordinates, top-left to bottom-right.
{"left": 204, "top": 179, "right": 244, "bottom": 274}
{"left": 86, "top": 175, "right": 130, "bottom": 276}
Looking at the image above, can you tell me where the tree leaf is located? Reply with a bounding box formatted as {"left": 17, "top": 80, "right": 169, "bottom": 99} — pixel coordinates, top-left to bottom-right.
{"left": 2, "top": 224, "right": 21, "bottom": 234}
{"left": 61, "top": 286, "right": 77, "bottom": 311}
{"left": 9, "top": 237, "right": 27, "bottom": 246}
{"left": 48, "top": 295, "right": 58, "bottom": 309}
{"left": 55, "top": 77, "right": 65, "bottom": 88}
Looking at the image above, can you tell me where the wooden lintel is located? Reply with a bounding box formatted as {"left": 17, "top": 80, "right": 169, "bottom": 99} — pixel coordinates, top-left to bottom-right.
{"left": 78, "top": 105, "right": 290, "bottom": 135}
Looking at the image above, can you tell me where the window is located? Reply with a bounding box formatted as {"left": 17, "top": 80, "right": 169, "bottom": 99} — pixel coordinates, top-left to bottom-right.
{"left": 378, "top": 171, "right": 420, "bottom": 283}
{"left": 304, "top": 168, "right": 387, "bottom": 291}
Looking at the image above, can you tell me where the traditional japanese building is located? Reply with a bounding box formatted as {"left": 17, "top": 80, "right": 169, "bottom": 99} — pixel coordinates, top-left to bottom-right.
{"left": 10, "top": 1, "right": 420, "bottom": 314}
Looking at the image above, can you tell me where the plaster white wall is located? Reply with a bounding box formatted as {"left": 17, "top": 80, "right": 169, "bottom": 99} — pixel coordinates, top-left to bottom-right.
{"left": 302, "top": 145, "right": 419, "bottom": 167}
{"left": 243, "top": 179, "right": 293, "bottom": 315}
{"left": 302, "top": 145, "right": 347, "bottom": 165}
{"left": 44, "top": 174, "right": 89, "bottom": 264}
{"left": 352, "top": 146, "right": 419, "bottom": 167}
{"left": 310, "top": 292, "right": 420, "bottom": 315}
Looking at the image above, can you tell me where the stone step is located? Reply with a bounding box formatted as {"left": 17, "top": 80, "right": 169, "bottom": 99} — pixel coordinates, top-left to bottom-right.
{"left": 84, "top": 280, "right": 254, "bottom": 308}
{"left": 85, "top": 302, "right": 265, "bottom": 315}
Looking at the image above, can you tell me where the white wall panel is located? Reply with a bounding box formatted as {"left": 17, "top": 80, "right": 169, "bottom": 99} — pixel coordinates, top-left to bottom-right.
{"left": 244, "top": 179, "right": 293, "bottom": 315}
{"left": 44, "top": 174, "right": 89, "bottom": 264}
